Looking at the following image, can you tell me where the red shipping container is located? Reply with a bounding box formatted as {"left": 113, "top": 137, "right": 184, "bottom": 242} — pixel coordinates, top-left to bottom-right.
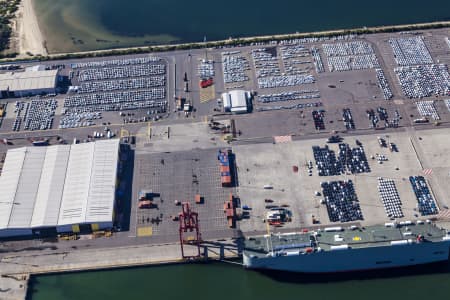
{"left": 220, "top": 165, "right": 230, "bottom": 173}
{"left": 222, "top": 175, "right": 231, "bottom": 183}
{"left": 226, "top": 208, "right": 234, "bottom": 217}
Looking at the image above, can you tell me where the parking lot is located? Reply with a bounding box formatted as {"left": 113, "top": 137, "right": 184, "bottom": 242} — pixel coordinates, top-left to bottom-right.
{"left": 1, "top": 27, "right": 450, "bottom": 247}
{"left": 2, "top": 28, "right": 450, "bottom": 139}
{"left": 233, "top": 128, "right": 450, "bottom": 232}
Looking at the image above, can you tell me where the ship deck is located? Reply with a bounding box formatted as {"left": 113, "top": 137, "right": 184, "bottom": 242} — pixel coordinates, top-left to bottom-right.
{"left": 244, "top": 223, "right": 449, "bottom": 257}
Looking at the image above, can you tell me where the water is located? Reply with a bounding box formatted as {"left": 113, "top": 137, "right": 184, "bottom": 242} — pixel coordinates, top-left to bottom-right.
{"left": 28, "top": 1, "right": 450, "bottom": 298}
{"left": 29, "top": 262, "right": 450, "bottom": 300}
{"left": 34, "top": 0, "right": 450, "bottom": 53}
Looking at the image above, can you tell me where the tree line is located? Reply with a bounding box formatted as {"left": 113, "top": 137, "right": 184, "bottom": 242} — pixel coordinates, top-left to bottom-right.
{"left": 0, "top": 0, "right": 20, "bottom": 54}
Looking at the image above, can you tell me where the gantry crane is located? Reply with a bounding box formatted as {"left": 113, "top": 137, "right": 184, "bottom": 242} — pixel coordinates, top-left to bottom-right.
{"left": 178, "top": 202, "right": 202, "bottom": 259}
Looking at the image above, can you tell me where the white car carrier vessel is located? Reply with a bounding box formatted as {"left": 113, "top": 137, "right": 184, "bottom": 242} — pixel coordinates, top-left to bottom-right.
{"left": 243, "top": 222, "right": 450, "bottom": 273}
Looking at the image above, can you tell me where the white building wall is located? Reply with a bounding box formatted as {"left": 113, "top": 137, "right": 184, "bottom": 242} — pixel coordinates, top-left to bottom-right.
{"left": 14, "top": 87, "right": 56, "bottom": 97}
{"left": 222, "top": 93, "right": 231, "bottom": 111}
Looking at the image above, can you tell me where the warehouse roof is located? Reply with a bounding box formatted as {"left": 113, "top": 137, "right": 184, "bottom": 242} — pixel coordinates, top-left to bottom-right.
{"left": 228, "top": 90, "right": 248, "bottom": 109}
{"left": 0, "top": 148, "right": 26, "bottom": 229}
{"left": 8, "top": 147, "right": 47, "bottom": 228}
{"left": 0, "top": 69, "right": 58, "bottom": 92}
{"left": 58, "top": 143, "right": 95, "bottom": 225}
{"left": 85, "top": 140, "right": 119, "bottom": 223}
{"left": 30, "top": 145, "right": 71, "bottom": 228}
{"left": 222, "top": 90, "right": 248, "bottom": 113}
{"left": 0, "top": 139, "right": 120, "bottom": 232}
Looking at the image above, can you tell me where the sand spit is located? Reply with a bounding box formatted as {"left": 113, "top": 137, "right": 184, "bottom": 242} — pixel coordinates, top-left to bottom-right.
{"left": 16, "top": 0, "right": 47, "bottom": 57}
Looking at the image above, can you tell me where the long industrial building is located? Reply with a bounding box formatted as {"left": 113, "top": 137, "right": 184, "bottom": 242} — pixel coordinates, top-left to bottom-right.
{"left": 0, "top": 139, "right": 120, "bottom": 238}
{"left": 0, "top": 68, "right": 59, "bottom": 98}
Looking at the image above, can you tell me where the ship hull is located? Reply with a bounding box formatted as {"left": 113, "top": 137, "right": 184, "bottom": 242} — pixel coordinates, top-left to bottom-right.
{"left": 243, "top": 241, "right": 450, "bottom": 273}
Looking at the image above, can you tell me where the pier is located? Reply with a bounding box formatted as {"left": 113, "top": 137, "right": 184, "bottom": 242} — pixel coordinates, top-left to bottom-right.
{"left": 0, "top": 240, "right": 240, "bottom": 300}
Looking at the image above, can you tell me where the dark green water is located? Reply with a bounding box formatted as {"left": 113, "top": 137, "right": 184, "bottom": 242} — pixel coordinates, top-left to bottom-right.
{"left": 30, "top": 262, "right": 450, "bottom": 300}
{"left": 34, "top": 0, "right": 450, "bottom": 53}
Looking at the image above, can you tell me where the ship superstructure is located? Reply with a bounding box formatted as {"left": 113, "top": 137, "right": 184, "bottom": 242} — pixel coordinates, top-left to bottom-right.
{"left": 243, "top": 222, "right": 450, "bottom": 273}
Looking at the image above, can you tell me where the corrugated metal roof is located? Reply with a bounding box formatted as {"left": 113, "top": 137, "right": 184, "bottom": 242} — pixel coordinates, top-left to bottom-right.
{"left": 0, "top": 70, "right": 58, "bottom": 92}
{"left": 0, "top": 149, "right": 26, "bottom": 229}
{"left": 58, "top": 143, "right": 95, "bottom": 226}
{"left": 8, "top": 147, "right": 47, "bottom": 228}
{"left": 85, "top": 139, "right": 119, "bottom": 223}
{"left": 225, "top": 90, "right": 248, "bottom": 109}
{"left": 0, "top": 139, "right": 120, "bottom": 233}
{"left": 31, "top": 145, "right": 70, "bottom": 228}
{"left": 221, "top": 90, "right": 248, "bottom": 113}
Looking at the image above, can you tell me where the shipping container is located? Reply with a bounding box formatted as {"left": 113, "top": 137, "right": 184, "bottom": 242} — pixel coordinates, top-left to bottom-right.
{"left": 221, "top": 175, "right": 231, "bottom": 181}
{"left": 138, "top": 200, "right": 153, "bottom": 209}
{"left": 195, "top": 194, "right": 203, "bottom": 204}
{"left": 218, "top": 149, "right": 233, "bottom": 187}
{"left": 222, "top": 176, "right": 232, "bottom": 186}
{"left": 226, "top": 208, "right": 234, "bottom": 217}
{"left": 220, "top": 165, "right": 230, "bottom": 173}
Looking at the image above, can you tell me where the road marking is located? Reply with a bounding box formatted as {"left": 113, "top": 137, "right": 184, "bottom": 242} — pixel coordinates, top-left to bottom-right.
{"left": 200, "top": 84, "right": 216, "bottom": 103}
{"left": 273, "top": 135, "right": 292, "bottom": 143}
{"left": 437, "top": 208, "right": 450, "bottom": 220}
{"left": 137, "top": 226, "right": 153, "bottom": 237}
{"left": 422, "top": 168, "right": 433, "bottom": 176}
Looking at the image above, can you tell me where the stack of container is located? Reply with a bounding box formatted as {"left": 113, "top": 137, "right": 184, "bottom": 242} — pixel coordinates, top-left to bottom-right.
{"left": 223, "top": 193, "right": 235, "bottom": 228}
{"left": 195, "top": 194, "right": 203, "bottom": 204}
{"left": 218, "top": 149, "right": 232, "bottom": 187}
{"left": 138, "top": 190, "right": 153, "bottom": 209}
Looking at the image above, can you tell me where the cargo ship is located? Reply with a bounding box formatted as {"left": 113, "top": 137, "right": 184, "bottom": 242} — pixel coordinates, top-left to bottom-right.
{"left": 243, "top": 222, "right": 450, "bottom": 273}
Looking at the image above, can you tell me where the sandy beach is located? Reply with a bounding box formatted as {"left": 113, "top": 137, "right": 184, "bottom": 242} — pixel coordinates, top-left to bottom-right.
{"left": 17, "top": 0, "right": 47, "bottom": 56}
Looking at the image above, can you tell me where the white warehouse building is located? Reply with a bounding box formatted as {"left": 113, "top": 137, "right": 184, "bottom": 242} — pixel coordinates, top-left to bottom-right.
{"left": 222, "top": 90, "right": 250, "bottom": 114}
{"left": 0, "top": 68, "right": 59, "bottom": 98}
{"left": 0, "top": 139, "right": 120, "bottom": 238}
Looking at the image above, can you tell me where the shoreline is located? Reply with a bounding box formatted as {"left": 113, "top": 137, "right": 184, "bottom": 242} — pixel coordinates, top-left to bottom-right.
{"left": 44, "top": 20, "right": 450, "bottom": 56}
{"left": 16, "top": 0, "right": 47, "bottom": 57}
{"left": 0, "top": 241, "right": 239, "bottom": 300}
{"left": 4, "top": 19, "right": 450, "bottom": 62}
